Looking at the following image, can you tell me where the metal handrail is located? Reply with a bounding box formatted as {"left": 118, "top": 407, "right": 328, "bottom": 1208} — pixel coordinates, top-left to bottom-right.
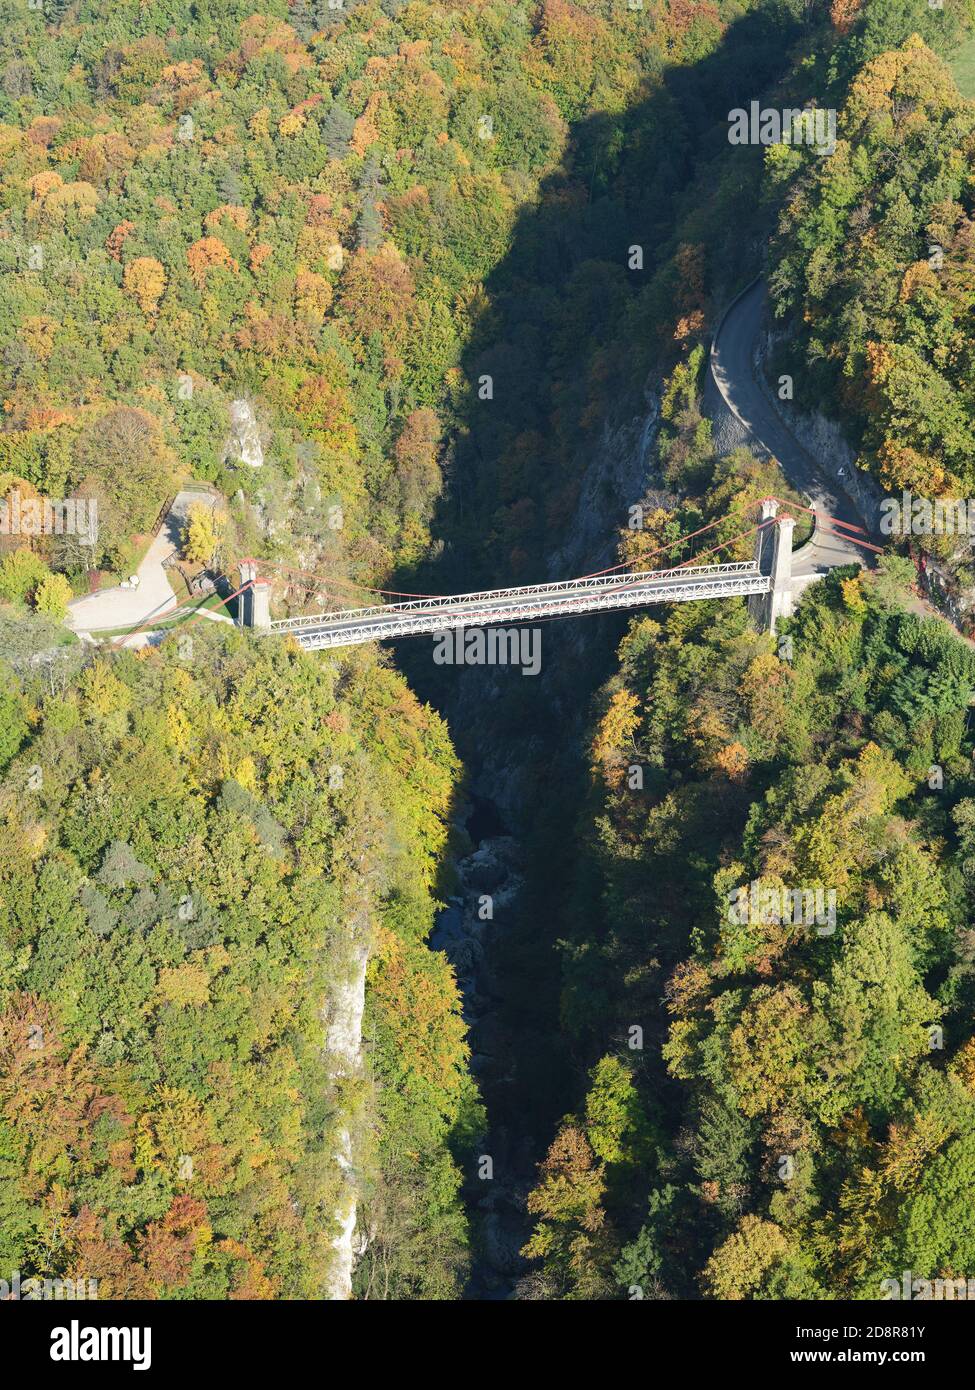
{"left": 284, "top": 569, "right": 771, "bottom": 650}
{"left": 270, "top": 561, "right": 762, "bottom": 633}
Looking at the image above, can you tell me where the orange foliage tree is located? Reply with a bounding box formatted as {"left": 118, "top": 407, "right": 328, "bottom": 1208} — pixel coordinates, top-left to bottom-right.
{"left": 186, "top": 236, "right": 239, "bottom": 288}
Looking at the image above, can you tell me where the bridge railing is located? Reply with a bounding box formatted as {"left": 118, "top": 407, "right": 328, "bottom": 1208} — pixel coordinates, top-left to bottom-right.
{"left": 270, "top": 561, "right": 763, "bottom": 634}
{"left": 287, "top": 568, "right": 772, "bottom": 650}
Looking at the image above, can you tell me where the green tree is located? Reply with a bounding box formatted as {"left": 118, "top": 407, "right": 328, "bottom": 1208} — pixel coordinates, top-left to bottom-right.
{"left": 33, "top": 572, "right": 72, "bottom": 619}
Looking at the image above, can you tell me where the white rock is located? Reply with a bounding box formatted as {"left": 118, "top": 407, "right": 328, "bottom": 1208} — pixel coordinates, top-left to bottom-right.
{"left": 227, "top": 399, "right": 264, "bottom": 469}
{"left": 323, "top": 940, "right": 370, "bottom": 1300}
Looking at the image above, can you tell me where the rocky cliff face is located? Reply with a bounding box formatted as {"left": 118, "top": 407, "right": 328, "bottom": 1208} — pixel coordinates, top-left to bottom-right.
{"left": 322, "top": 925, "right": 371, "bottom": 1300}
{"left": 226, "top": 399, "right": 264, "bottom": 469}
{"left": 755, "top": 328, "right": 975, "bottom": 631}
{"left": 445, "top": 399, "right": 661, "bottom": 824}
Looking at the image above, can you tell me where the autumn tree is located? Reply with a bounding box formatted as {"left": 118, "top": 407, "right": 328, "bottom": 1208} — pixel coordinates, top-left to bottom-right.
{"left": 122, "top": 256, "right": 166, "bottom": 317}
{"left": 181, "top": 504, "right": 226, "bottom": 567}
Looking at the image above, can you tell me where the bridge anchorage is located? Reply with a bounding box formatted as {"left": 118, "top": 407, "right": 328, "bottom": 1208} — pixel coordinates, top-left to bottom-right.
{"left": 236, "top": 500, "right": 829, "bottom": 652}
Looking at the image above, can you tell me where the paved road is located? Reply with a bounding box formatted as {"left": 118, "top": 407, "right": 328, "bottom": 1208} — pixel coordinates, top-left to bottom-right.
{"left": 709, "top": 279, "right": 865, "bottom": 579}
{"left": 266, "top": 281, "right": 874, "bottom": 653}
{"left": 67, "top": 489, "right": 220, "bottom": 634}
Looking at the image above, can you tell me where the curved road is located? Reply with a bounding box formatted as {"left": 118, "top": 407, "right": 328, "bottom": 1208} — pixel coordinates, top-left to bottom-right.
{"left": 67, "top": 489, "right": 225, "bottom": 635}
{"left": 709, "top": 278, "right": 867, "bottom": 578}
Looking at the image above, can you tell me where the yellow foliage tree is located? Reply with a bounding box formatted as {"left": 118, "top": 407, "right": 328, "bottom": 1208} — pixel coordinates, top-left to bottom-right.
{"left": 590, "top": 689, "right": 640, "bottom": 772}
{"left": 841, "top": 575, "right": 867, "bottom": 612}
{"left": 703, "top": 1214, "right": 791, "bottom": 1299}
{"left": 156, "top": 963, "right": 210, "bottom": 1009}
{"left": 41, "top": 180, "right": 100, "bottom": 223}
{"left": 181, "top": 504, "right": 225, "bottom": 566}
{"left": 33, "top": 571, "right": 72, "bottom": 619}
{"left": 715, "top": 741, "right": 750, "bottom": 781}
{"left": 294, "top": 269, "right": 333, "bottom": 323}
{"left": 123, "top": 256, "right": 166, "bottom": 316}
{"left": 875, "top": 439, "right": 949, "bottom": 495}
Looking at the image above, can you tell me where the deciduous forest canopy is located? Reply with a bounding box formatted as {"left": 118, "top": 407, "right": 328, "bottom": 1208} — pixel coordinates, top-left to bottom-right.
{"left": 2, "top": 0, "right": 975, "bottom": 1305}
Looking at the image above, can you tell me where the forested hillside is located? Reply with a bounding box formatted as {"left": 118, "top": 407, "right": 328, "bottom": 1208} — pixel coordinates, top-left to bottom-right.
{"left": 508, "top": 0, "right": 975, "bottom": 1304}
{"left": 769, "top": 13, "right": 975, "bottom": 573}
{"left": 4, "top": 0, "right": 975, "bottom": 1308}
{"left": 0, "top": 0, "right": 793, "bottom": 609}
{"left": 0, "top": 0, "right": 796, "bottom": 1302}
{"left": 0, "top": 628, "right": 480, "bottom": 1297}
{"left": 0, "top": 0, "right": 787, "bottom": 1300}
{"left": 521, "top": 353, "right": 975, "bottom": 1299}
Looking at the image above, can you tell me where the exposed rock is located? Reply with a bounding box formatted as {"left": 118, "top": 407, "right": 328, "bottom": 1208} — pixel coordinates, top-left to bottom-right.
{"left": 449, "top": 933, "right": 485, "bottom": 980}
{"left": 226, "top": 398, "right": 264, "bottom": 469}
{"left": 464, "top": 842, "right": 515, "bottom": 892}
{"left": 430, "top": 903, "right": 464, "bottom": 951}
{"left": 323, "top": 934, "right": 370, "bottom": 1300}
{"left": 547, "top": 399, "right": 660, "bottom": 581}
{"left": 329, "top": 1127, "right": 357, "bottom": 1300}
{"left": 479, "top": 1202, "right": 529, "bottom": 1281}
{"left": 918, "top": 554, "right": 975, "bottom": 631}
{"left": 754, "top": 326, "right": 975, "bottom": 631}
{"left": 325, "top": 940, "right": 369, "bottom": 1072}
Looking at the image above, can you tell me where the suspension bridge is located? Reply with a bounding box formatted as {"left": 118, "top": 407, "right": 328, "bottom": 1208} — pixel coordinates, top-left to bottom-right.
{"left": 235, "top": 498, "right": 880, "bottom": 651}
{"left": 88, "top": 279, "right": 883, "bottom": 653}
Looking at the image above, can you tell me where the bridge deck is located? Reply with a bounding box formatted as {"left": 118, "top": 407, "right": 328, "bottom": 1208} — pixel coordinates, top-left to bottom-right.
{"left": 269, "top": 562, "right": 772, "bottom": 651}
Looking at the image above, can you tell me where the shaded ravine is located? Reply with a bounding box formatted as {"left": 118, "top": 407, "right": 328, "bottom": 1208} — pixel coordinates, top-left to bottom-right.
{"left": 426, "top": 273, "right": 872, "bottom": 1297}
{"left": 387, "top": 7, "right": 808, "bottom": 1298}
{"left": 424, "top": 405, "right": 662, "bottom": 1296}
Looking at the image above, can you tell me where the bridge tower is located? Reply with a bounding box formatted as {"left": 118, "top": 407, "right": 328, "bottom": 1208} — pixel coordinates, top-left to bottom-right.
{"left": 238, "top": 560, "right": 271, "bottom": 630}
{"left": 748, "top": 499, "right": 794, "bottom": 635}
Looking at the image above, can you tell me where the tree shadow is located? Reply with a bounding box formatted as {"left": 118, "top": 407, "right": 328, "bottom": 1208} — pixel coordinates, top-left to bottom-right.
{"left": 396, "top": 0, "right": 807, "bottom": 1296}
